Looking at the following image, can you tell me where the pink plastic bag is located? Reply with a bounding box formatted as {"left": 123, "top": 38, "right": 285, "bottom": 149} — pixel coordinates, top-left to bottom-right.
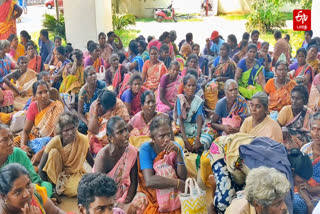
{"left": 153, "top": 152, "right": 181, "bottom": 212}
{"left": 222, "top": 113, "right": 241, "bottom": 128}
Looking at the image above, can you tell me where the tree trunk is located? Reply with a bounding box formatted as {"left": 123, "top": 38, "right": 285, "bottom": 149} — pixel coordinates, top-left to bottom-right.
{"left": 55, "top": 0, "right": 59, "bottom": 20}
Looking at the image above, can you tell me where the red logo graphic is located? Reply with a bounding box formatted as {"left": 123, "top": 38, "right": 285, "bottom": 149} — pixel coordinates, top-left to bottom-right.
{"left": 293, "top": 9, "right": 311, "bottom": 31}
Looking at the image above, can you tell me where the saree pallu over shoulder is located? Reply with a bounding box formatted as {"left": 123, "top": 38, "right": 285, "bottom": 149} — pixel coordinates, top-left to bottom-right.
{"left": 173, "top": 94, "right": 203, "bottom": 123}
{"left": 59, "top": 66, "right": 84, "bottom": 93}
{"left": 268, "top": 80, "right": 297, "bottom": 112}
{"left": 228, "top": 96, "right": 250, "bottom": 121}
{"left": 238, "top": 63, "right": 264, "bottom": 99}
{"left": 0, "top": 0, "right": 16, "bottom": 40}
{"left": 33, "top": 100, "right": 64, "bottom": 138}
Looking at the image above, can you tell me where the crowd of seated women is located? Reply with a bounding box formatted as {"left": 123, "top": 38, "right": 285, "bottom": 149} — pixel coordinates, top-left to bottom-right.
{"left": 0, "top": 27, "right": 320, "bottom": 214}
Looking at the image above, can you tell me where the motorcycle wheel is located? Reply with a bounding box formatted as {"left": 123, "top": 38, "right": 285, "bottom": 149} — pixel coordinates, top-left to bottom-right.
{"left": 173, "top": 16, "right": 177, "bottom": 22}
{"left": 156, "top": 16, "right": 163, "bottom": 22}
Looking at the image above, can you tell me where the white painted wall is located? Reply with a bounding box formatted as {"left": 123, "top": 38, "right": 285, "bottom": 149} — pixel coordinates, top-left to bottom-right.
{"left": 64, "top": 0, "right": 112, "bottom": 50}
{"left": 312, "top": 0, "right": 320, "bottom": 36}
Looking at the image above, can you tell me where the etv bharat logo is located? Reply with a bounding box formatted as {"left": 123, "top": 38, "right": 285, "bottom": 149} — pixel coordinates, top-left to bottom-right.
{"left": 293, "top": 9, "right": 311, "bottom": 31}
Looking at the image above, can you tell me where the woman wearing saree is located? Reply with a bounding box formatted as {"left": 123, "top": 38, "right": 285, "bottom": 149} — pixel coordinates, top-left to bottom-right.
{"left": 307, "top": 45, "right": 320, "bottom": 75}
{"left": 264, "top": 60, "right": 297, "bottom": 112}
{"left": 59, "top": 49, "right": 85, "bottom": 94}
{"left": 3, "top": 56, "right": 37, "bottom": 111}
{"left": 298, "top": 112, "right": 320, "bottom": 213}
{"left": 138, "top": 40, "right": 150, "bottom": 62}
{"left": 128, "top": 40, "right": 144, "bottom": 72}
{"left": 181, "top": 54, "right": 202, "bottom": 77}
{"left": 174, "top": 74, "right": 213, "bottom": 153}
{"left": 290, "top": 48, "right": 313, "bottom": 91}
{"left": 78, "top": 66, "right": 106, "bottom": 134}
{"left": 0, "top": 163, "right": 65, "bottom": 214}
{"left": 8, "top": 34, "right": 25, "bottom": 63}
{"left": 84, "top": 43, "right": 105, "bottom": 74}
{"left": 121, "top": 73, "right": 147, "bottom": 116}
{"left": 0, "top": 0, "right": 22, "bottom": 40}
{"left": 105, "top": 53, "right": 129, "bottom": 95}
{"left": 39, "top": 112, "right": 94, "bottom": 197}
{"left": 234, "top": 44, "right": 265, "bottom": 100}
{"left": 142, "top": 46, "right": 167, "bottom": 92}
{"left": 87, "top": 89, "right": 130, "bottom": 156}
{"left": 232, "top": 40, "right": 248, "bottom": 64}
{"left": 240, "top": 92, "right": 283, "bottom": 143}
{"left": 211, "top": 79, "right": 249, "bottom": 135}
{"left": 94, "top": 116, "right": 138, "bottom": 205}
{"left": 131, "top": 115, "right": 186, "bottom": 214}
{"left": 308, "top": 73, "right": 320, "bottom": 112}
{"left": 278, "top": 85, "right": 312, "bottom": 148}
{"left": 157, "top": 61, "right": 182, "bottom": 114}
{"left": 51, "top": 46, "right": 70, "bottom": 91}
{"left": 20, "top": 81, "right": 64, "bottom": 158}
{"left": 26, "top": 42, "right": 42, "bottom": 73}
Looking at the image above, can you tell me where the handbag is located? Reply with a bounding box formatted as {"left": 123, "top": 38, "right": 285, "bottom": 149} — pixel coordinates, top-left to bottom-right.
{"left": 153, "top": 152, "right": 181, "bottom": 212}
{"left": 179, "top": 178, "right": 207, "bottom": 214}
{"left": 184, "top": 150, "right": 200, "bottom": 178}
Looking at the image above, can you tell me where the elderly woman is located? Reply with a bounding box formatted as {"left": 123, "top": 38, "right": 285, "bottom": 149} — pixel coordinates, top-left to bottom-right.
{"left": 174, "top": 74, "right": 213, "bottom": 153}
{"left": 235, "top": 44, "right": 265, "bottom": 99}
{"left": 93, "top": 116, "right": 138, "bottom": 204}
{"left": 298, "top": 112, "right": 320, "bottom": 213}
{"left": 3, "top": 56, "right": 37, "bottom": 111}
{"left": 87, "top": 89, "right": 129, "bottom": 156}
{"left": 26, "top": 42, "right": 42, "bottom": 73}
{"left": 121, "top": 73, "right": 147, "bottom": 116}
{"left": 59, "top": 49, "right": 85, "bottom": 94}
{"left": 20, "top": 81, "right": 64, "bottom": 156}
{"left": 156, "top": 61, "right": 182, "bottom": 113}
{"left": 39, "top": 112, "right": 94, "bottom": 197}
{"left": 240, "top": 92, "right": 283, "bottom": 143}
{"left": 264, "top": 60, "right": 297, "bottom": 112}
{"left": 142, "top": 46, "right": 167, "bottom": 92}
{"left": 278, "top": 85, "right": 312, "bottom": 148}
{"left": 134, "top": 115, "right": 187, "bottom": 213}
{"left": 0, "top": 164, "right": 65, "bottom": 214}
{"left": 0, "top": 125, "right": 52, "bottom": 197}
{"left": 211, "top": 79, "right": 249, "bottom": 135}
{"left": 105, "top": 53, "right": 128, "bottom": 95}
{"left": 84, "top": 42, "right": 105, "bottom": 73}
{"left": 225, "top": 167, "right": 290, "bottom": 214}
{"left": 289, "top": 48, "right": 312, "bottom": 91}
{"left": 78, "top": 66, "right": 106, "bottom": 134}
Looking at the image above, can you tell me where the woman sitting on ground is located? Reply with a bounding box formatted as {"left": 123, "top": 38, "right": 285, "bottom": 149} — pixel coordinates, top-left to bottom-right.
{"left": 87, "top": 89, "right": 129, "bottom": 156}
{"left": 192, "top": 43, "right": 209, "bottom": 76}
{"left": 3, "top": 56, "right": 37, "bottom": 111}
{"left": 308, "top": 72, "right": 320, "bottom": 112}
{"left": 84, "top": 42, "right": 105, "bottom": 73}
{"left": 240, "top": 91, "right": 283, "bottom": 143}
{"left": 51, "top": 46, "right": 70, "bottom": 90}
{"left": 156, "top": 61, "right": 182, "bottom": 114}
{"left": 78, "top": 66, "right": 106, "bottom": 134}
{"left": 0, "top": 125, "right": 52, "bottom": 197}
{"left": 0, "top": 163, "right": 65, "bottom": 214}
{"left": 174, "top": 74, "right": 213, "bottom": 153}
{"left": 181, "top": 54, "right": 202, "bottom": 77}
{"left": 94, "top": 116, "right": 138, "bottom": 205}
{"left": 235, "top": 44, "right": 265, "bottom": 99}
{"left": 26, "top": 42, "right": 42, "bottom": 73}
{"left": 211, "top": 79, "right": 249, "bottom": 135}
{"left": 142, "top": 46, "right": 167, "bottom": 92}
{"left": 138, "top": 39, "right": 150, "bottom": 62}
{"left": 105, "top": 53, "right": 129, "bottom": 95}
{"left": 127, "top": 40, "right": 144, "bottom": 72}
{"left": 121, "top": 72, "right": 147, "bottom": 116}
{"left": 289, "top": 48, "right": 313, "bottom": 91}
{"left": 264, "top": 60, "right": 297, "bottom": 112}
{"left": 39, "top": 112, "right": 94, "bottom": 198}
{"left": 19, "top": 80, "right": 64, "bottom": 159}
{"left": 298, "top": 112, "right": 320, "bottom": 213}
{"left": 7, "top": 34, "right": 25, "bottom": 63}
{"left": 48, "top": 36, "right": 62, "bottom": 67}
{"left": 306, "top": 45, "right": 320, "bottom": 75}
{"left": 134, "top": 115, "right": 187, "bottom": 213}
{"left": 59, "top": 49, "right": 85, "bottom": 94}
{"left": 232, "top": 40, "right": 248, "bottom": 64}
{"left": 278, "top": 85, "right": 312, "bottom": 148}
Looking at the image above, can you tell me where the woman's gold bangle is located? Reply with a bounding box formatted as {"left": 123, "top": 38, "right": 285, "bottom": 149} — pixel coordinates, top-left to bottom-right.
{"left": 176, "top": 179, "right": 180, "bottom": 189}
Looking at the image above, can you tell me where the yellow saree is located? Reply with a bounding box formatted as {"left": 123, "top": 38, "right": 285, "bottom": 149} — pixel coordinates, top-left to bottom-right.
{"left": 43, "top": 132, "right": 89, "bottom": 197}
{"left": 240, "top": 116, "right": 283, "bottom": 143}
{"left": 13, "top": 69, "right": 37, "bottom": 110}
{"left": 59, "top": 65, "right": 84, "bottom": 94}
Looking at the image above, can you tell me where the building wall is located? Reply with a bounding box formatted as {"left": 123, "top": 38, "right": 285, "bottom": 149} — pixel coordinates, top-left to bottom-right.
{"left": 218, "top": 0, "right": 252, "bottom": 14}
{"left": 312, "top": 0, "right": 320, "bottom": 36}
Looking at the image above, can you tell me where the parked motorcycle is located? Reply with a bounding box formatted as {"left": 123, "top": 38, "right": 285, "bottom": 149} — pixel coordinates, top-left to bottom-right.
{"left": 153, "top": 4, "right": 177, "bottom": 22}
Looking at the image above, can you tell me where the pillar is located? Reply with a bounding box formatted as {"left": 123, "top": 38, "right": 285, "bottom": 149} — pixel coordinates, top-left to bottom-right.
{"left": 311, "top": 0, "right": 320, "bottom": 36}
{"left": 63, "top": 0, "right": 113, "bottom": 51}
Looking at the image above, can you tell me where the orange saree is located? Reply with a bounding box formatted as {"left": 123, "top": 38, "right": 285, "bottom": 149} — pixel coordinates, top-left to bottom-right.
{"left": 0, "top": 0, "right": 16, "bottom": 40}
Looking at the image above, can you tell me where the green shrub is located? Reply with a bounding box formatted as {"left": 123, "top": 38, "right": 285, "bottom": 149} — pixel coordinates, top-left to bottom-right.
{"left": 42, "top": 14, "right": 66, "bottom": 41}
{"left": 246, "top": 0, "right": 286, "bottom": 32}
{"left": 112, "top": 14, "right": 136, "bottom": 30}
